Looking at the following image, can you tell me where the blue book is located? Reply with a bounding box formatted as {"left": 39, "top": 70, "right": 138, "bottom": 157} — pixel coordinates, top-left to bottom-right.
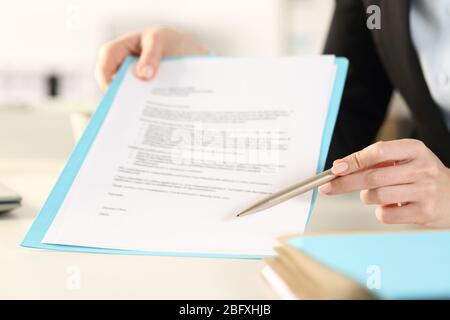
{"left": 286, "top": 231, "right": 450, "bottom": 299}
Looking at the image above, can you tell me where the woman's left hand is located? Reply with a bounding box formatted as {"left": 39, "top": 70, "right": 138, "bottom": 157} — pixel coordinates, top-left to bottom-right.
{"left": 319, "top": 139, "right": 450, "bottom": 228}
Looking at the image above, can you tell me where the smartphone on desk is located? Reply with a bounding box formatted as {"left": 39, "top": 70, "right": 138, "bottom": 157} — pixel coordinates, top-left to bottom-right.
{"left": 0, "top": 184, "right": 21, "bottom": 213}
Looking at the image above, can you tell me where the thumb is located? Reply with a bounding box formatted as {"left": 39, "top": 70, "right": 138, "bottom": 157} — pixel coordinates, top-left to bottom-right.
{"left": 135, "top": 32, "right": 163, "bottom": 80}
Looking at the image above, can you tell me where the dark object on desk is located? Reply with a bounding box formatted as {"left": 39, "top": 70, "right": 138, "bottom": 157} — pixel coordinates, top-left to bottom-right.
{"left": 46, "top": 73, "right": 60, "bottom": 98}
{"left": 0, "top": 184, "right": 21, "bottom": 213}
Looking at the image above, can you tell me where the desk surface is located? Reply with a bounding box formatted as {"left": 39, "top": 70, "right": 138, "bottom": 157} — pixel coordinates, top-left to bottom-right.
{"left": 0, "top": 109, "right": 415, "bottom": 299}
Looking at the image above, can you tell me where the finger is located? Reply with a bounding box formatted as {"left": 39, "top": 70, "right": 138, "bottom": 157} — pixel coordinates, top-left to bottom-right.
{"left": 331, "top": 139, "right": 425, "bottom": 176}
{"left": 319, "top": 162, "right": 417, "bottom": 195}
{"left": 375, "top": 203, "right": 427, "bottom": 225}
{"left": 95, "top": 45, "right": 118, "bottom": 91}
{"left": 319, "top": 172, "right": 365, "bottom": 195}
{"left": 135, "top": 30, "right": 164, "bottom": 80}
{"left": 95, "top": 45, "right": 128, "bottom": 91}
{"left": 95, "top": 33, "right": 141, "bottom": 91}
{"left": 360, "top": 184, "right": 419, "bottom": 205}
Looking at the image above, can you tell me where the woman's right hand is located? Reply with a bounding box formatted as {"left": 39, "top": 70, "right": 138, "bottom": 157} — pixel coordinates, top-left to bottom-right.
{"left": 95, "top": 26, "right": 208, "bottom": 91}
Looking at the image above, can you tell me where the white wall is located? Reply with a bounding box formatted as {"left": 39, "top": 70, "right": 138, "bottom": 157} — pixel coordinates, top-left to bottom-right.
{"left": 0, "top": 0, "right": 334, "bottom": 106}
{"left": 0, "top": 0, "right": 289, "bottom": 65}
{"left": 289, "top": 0, "right": 334, "bottom": 54}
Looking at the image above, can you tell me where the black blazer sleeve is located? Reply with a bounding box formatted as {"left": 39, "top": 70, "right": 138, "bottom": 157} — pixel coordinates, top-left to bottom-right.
{"left": 324, "top": 0, "right": 393, "bottom": 168}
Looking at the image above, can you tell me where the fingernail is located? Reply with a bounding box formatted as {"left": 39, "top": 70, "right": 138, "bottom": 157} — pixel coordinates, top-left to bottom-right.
{"left": 319, "top": 183, "right": 332, "bottom": 195}
{"left": 332, "top": 162, "right": 349, "bottom": 174}
{"left": 140, "top": 65, "right": 153, "bottom": 79}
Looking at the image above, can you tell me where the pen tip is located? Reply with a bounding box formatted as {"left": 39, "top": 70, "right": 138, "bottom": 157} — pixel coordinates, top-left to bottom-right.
{"left": 236, "top": 207, "right": 259, "bottom": 217}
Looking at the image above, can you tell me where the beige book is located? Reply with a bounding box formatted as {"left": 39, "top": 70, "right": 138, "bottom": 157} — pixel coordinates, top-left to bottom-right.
{"left": 262, "top": 245, "right": 376, "bottom": 300}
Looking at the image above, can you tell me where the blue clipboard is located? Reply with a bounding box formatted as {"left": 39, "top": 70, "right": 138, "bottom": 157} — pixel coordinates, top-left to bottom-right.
{"left": 21, "top": 56, "right": 348, "bottom": 259}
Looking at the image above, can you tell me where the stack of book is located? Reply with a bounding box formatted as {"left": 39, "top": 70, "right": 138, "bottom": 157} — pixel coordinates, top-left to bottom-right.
{"left": 262, "top": 231, "right": 450, "bottom": 300}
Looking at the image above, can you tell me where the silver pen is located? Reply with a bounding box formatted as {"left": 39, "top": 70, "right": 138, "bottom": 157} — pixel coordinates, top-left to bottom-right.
{"left": 236, "top": 169, "right": 336, "bottom": 217}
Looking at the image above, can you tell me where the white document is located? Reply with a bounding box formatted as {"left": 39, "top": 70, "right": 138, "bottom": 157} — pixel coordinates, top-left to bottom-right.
{"left": 43, "top": 57, "right": 337, "bottom": 256}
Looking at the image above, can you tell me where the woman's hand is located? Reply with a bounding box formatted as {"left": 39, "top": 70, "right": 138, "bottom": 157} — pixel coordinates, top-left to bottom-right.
{"left": 95, "top": 26, "right": 208, "bottom": 91}
{"left": 319, "top": 139, "right": 450, "bottom": 228}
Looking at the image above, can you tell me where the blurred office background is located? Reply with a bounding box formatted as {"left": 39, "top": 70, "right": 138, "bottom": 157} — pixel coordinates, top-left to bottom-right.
{"left": 0, "top": 0, "right": 334, "bottom": 108}
{"left": 0, "top": 0, "right": 410, "bottom": 143}
{"left": 1, "top": 0, "right": 415, "bottom": 231}
{"left": 1, "top": 0, "right": 335, "bottom": 157}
